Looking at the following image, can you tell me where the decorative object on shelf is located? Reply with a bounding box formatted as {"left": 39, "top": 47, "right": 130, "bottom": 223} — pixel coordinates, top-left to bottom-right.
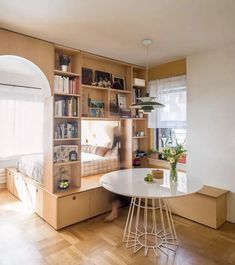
{"left": 117, "top": 94, "right": 126, "bottom": 109}
{"left": 82, "top": 68, "right": 93, "bottom": 85}
{"left": 152, "top": 169, "right": 163, "bottom": 179}
{"left": 56, "top": 167, "right": 70, "bottom": 190}
{"left": 69, "top": 150, "right": 78, "bottom": 161}
{"left": 90, "top": 100, "right": 105, "bottom": 117}
{"left": 133, "top": 78, "right": 145, "bottom": 87}
{"left": 147, "top": 148, "right": 158, "bottom": 159}
{"left": 161, "top": 144, "right": 186, "bottom": 182}
{"left": 109, "top": 99, "right": 119, "bottom": 115}
{"left": 134, "top": 150, "right": 147, "bottom": 158}
{"left": 95, "top": 70, "right": 112, "bottom": 88}
{"left": 112, "top": 76, "right": 125, "bottom": 90}
{"left": 59, "top": 53, "right": 71, "bottom": 72}
{"left": 136, "top": 131, "right": 145, "bottom": 137}
{"left": 53, "top": 145, "right": 78, "bottom": 163}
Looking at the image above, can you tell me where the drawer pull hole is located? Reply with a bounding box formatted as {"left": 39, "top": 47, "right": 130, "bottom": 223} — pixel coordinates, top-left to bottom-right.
{"left": 72, "top": 196, "right": 76, "bottom": 200}
{"left": 36, "top": 189, "right": 38, "bottom": 192}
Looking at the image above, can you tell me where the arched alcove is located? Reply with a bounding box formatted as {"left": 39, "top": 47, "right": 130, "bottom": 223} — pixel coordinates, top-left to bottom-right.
{"left": 0, "top": 55, "right": 51, "bottom": 97}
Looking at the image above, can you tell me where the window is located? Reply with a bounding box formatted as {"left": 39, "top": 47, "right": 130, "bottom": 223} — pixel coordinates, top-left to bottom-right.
{"left": 0, "top": 86, "right": 44, "bottom": 159}
{"left": 148, "top": 75, "right": 187, "bottom": 150}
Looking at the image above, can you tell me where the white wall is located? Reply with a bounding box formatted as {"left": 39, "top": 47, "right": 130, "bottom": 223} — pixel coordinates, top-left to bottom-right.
{"left": 81, "top": 121, "right": 119, "bottom": 147}
{"left": 187, "top": 44, "right": 235, "bottom": 223}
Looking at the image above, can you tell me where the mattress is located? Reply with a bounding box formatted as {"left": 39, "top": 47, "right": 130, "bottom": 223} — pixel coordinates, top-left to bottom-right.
{"left": 81, "top": 152, "right": 119, "bottom": 177}
{"left": 17, "top": 154, "right": 43, "bottom": 183}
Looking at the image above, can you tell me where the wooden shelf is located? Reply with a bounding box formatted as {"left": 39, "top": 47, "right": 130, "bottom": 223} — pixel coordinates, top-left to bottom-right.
{"left": 109, "top": 89, "right": 131, "bottom": 94}
{"left": 81, "top": 116, "right": 119, "bottom": 121}
{"left": 54, "top": 69, "right": 80, "bottom": 77}
{"left": 131, "top": 117, "right": 147, "bottom": 121}
{"left": 54, "top": 161, "right": 80, "bottom": 167}
{"left": 54, "top": 92, "right": 80, "bottom": 97}
{"left": 53, "top": 138, "right": 80, "bottom": 142}
{"left": 132, "top": 136, "right": 146, "bottom": 139}
{"left": 82, "top": 84, "right": 109, "bottom": 91}
{"left": 54, "top": 116, "right": 79, "bottom": 119}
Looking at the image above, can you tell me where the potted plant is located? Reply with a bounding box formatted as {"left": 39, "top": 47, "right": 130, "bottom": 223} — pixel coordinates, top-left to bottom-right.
{"left": 161, "top": 144, "right": 186, "bottom": 182}
{"left": 59, "top": 53, "right": 71, "bottom": 72}
{"left": 147, "top": 148, "right": 158, "bottom": 159}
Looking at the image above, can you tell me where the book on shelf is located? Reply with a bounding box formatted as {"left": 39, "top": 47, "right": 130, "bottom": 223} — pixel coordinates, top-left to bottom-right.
{"left": 54, "top": 122, "right": 78, "bottom": 139}
{"left": 54, "top": 75, "right": 78, "bottom": 94}
{"left": 53, "top": 145, "right": 79, "bottom": 163}
{"left": 132, "top": 88, "right": 142, "bottom": 103}
{"left": 54, "top": 98, "right": 79, "bottom": 117}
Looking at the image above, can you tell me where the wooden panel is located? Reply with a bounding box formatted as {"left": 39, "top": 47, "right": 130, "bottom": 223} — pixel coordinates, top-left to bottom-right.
{"left": 27, "top": 182, "right": 44, "bottom": 218}
{"left": 8, "top": 31, "right": 54, "bottom": 89}
{"left": 120, "top": 119, "right": 132, "bottom": 169}
{"left": 0, "top": 29, "right": 9, "bottom": 55}
{"left": 6, "top": 169, "right": 14, "bottom": 194}
{"left": 57, "top": 191, "right": 90, "bottom": 229}
{"left": 43, "top": 191, "right": 58, "bottom": 229}
{"left": 90, "top": 187, "right": 113, "bottom": 217}
{"left": 148, "top": 58, "right": 186, "bottom": 81}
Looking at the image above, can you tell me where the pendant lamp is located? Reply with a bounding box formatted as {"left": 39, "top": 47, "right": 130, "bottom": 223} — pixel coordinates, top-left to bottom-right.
{"left": 130, "top": 39, "right": 165, "bottom": 114}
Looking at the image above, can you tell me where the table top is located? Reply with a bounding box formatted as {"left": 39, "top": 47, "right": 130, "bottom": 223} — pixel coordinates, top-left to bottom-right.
{"left": 100, "top": 168, "right": 203, "bottom": 199}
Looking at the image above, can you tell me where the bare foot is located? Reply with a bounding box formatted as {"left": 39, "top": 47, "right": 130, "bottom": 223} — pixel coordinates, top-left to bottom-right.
{"left": 104, "top": 211, "right": 118, "bottom": 222}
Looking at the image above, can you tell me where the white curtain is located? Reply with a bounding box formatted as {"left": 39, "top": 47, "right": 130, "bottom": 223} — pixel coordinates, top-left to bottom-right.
{"left": 148, "top": 75, "right": 187, "bottom": 129}
{"left": 0, "top": 85, "right": 44, "bottom": 159}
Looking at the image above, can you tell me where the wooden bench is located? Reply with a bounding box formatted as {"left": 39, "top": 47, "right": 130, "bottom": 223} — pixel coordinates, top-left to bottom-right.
{"left": 168, "top": 185, "right": 229, "bottom": 229}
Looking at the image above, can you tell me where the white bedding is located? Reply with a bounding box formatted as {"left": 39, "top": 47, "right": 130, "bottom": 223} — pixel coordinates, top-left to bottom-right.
{"left": 81, "top": 152, "right": 106, "bottom": 162}
{"left": 17, "top": 154, "right": 43, "bottom": 183}
{"left": 81, "top": 152, "right": 119, "bottom": 177}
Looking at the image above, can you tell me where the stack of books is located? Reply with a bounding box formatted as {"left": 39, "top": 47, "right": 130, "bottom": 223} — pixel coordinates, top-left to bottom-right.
{"left": 132, "top": 88, "right": 142, "bottom": 103}
{"left": 54, "top": 75, "right": 78, "bottom": 94}
{"left": 54, "top": 122, "right": 78, "bottom": 139}
{"left": 54, "top": 98, "right": 78, "bottom": 117}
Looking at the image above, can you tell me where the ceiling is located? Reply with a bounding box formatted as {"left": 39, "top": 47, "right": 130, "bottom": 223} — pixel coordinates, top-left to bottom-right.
{"left": 0, "top": 0, "right": 235, "bottom": 66}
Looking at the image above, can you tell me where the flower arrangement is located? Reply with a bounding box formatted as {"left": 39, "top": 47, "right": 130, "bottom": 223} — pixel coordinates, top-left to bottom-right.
{"left": 161, "top": 144, "right": 186, "bottom": 182}
{"left": 59, "top": 53, "right": 71, "bottom": 66}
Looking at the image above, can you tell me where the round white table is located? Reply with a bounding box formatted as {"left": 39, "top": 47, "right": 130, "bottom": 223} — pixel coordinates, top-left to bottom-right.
{"left": 100, "top": 168, "right": 202, "bottom": 257}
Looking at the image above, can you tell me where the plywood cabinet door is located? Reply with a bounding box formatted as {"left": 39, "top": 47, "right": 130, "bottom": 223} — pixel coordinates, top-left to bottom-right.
{"left": 6, "top": 169, "right": 14, "bottom": 194}
{"left": 57, "top": 191, "right": 90, "bottom": 229}
{"left": 90, "top": 187, "right": 113, "bottom": 217}
{"left": 27, "top": 182, "right": 44, "bottom": 218}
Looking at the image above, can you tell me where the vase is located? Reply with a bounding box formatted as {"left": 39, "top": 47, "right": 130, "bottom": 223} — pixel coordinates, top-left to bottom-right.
{"left": 61, "top": 65, "right": 68, "bottom": 72}
{"left": 170, "top": 162, "right": 178, "bottom": 182}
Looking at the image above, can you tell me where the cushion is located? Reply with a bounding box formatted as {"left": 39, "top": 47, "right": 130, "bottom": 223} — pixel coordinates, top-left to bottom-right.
{"left": 104, "top": 146, "right": 118, "bottom": 158}
{"left": 95, "top": 146, "right": 109, "bottom": 157}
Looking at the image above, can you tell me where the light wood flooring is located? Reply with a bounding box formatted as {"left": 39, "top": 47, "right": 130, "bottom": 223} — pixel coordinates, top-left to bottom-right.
{"left": 0, "top": 189, "right": 235, "bottom": 265}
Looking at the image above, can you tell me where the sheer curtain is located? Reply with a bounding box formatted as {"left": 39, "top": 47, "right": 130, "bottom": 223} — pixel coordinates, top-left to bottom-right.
{"left": 148, "top": 75, "right": 187, "bottom": 129}
{"left": 0, "top": 85, "right": 44, "bottom": 159}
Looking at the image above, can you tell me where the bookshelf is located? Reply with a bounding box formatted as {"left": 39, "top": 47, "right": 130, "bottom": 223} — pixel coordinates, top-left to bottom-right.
{"left": 81, "top": 52, "right": 132, "bottom": 119}
{"left": 44, "top": 45, "right": 82, "bottom": 193}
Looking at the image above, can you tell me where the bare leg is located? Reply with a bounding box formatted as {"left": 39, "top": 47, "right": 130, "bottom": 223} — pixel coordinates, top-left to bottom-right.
{"left": 104, "top": 199, "right": 121, "bottom": 222}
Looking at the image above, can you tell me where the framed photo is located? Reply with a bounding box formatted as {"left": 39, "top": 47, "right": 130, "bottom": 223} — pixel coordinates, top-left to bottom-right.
{"left": 112, "top": 76, "right": 125, "bottom": 90}
{"left": 90, "top": 100, "right": 105, "bottom": 117}
{"left": 95, "top": 70, "right": 112, "bottom": 87}
{"left": 82, "top": 67, "right": 93, "bottom": 85}
{"left": 117, "top": 94, "right": 126, "bottom": 109}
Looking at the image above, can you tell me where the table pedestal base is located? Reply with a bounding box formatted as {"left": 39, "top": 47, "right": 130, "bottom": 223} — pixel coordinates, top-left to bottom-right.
{"left": 123, "top": 197, "right": 178, "bottom": 256}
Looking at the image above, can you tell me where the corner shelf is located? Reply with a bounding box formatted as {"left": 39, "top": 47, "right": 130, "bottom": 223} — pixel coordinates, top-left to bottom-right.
{"left": 54, "top": 69, "right": 80, "bottom": 77}
{"left": 54, "top": 138, "right": 80, "bottom": 142}
{"left": 54, "top": 92, "right": 80, "bottom": 97}
{"left": 54, "top": 161, "right": 80, "bottom": 167}
{"left": 82, "top": 84, "right": 109, "bottom": 91}
{"left": 54, "top": 116, "right": 79, "bottom": 119}
{"left": 109, "top": 89, "right": 132, "bottom": 94}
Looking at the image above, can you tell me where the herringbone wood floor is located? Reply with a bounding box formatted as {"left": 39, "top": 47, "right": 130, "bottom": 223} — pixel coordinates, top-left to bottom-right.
{"left": 0, "top": 189, "right": 235, "bottom": 265}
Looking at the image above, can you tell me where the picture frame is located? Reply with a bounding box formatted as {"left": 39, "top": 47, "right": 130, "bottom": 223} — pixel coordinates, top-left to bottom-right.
{"left": 82, "top": 67, "right": 93, "bottom": 85}
{"left": 95, "top": 70, "right": 112, "bottom": 87}
{"left": 90, "top": 100, "right": 105, "bottom": 117}
{"left": 117, "top": 94, "right": 126, "bottom": 109}
{"left": 112, "top": 75, "right": 125, "bottom": 90}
